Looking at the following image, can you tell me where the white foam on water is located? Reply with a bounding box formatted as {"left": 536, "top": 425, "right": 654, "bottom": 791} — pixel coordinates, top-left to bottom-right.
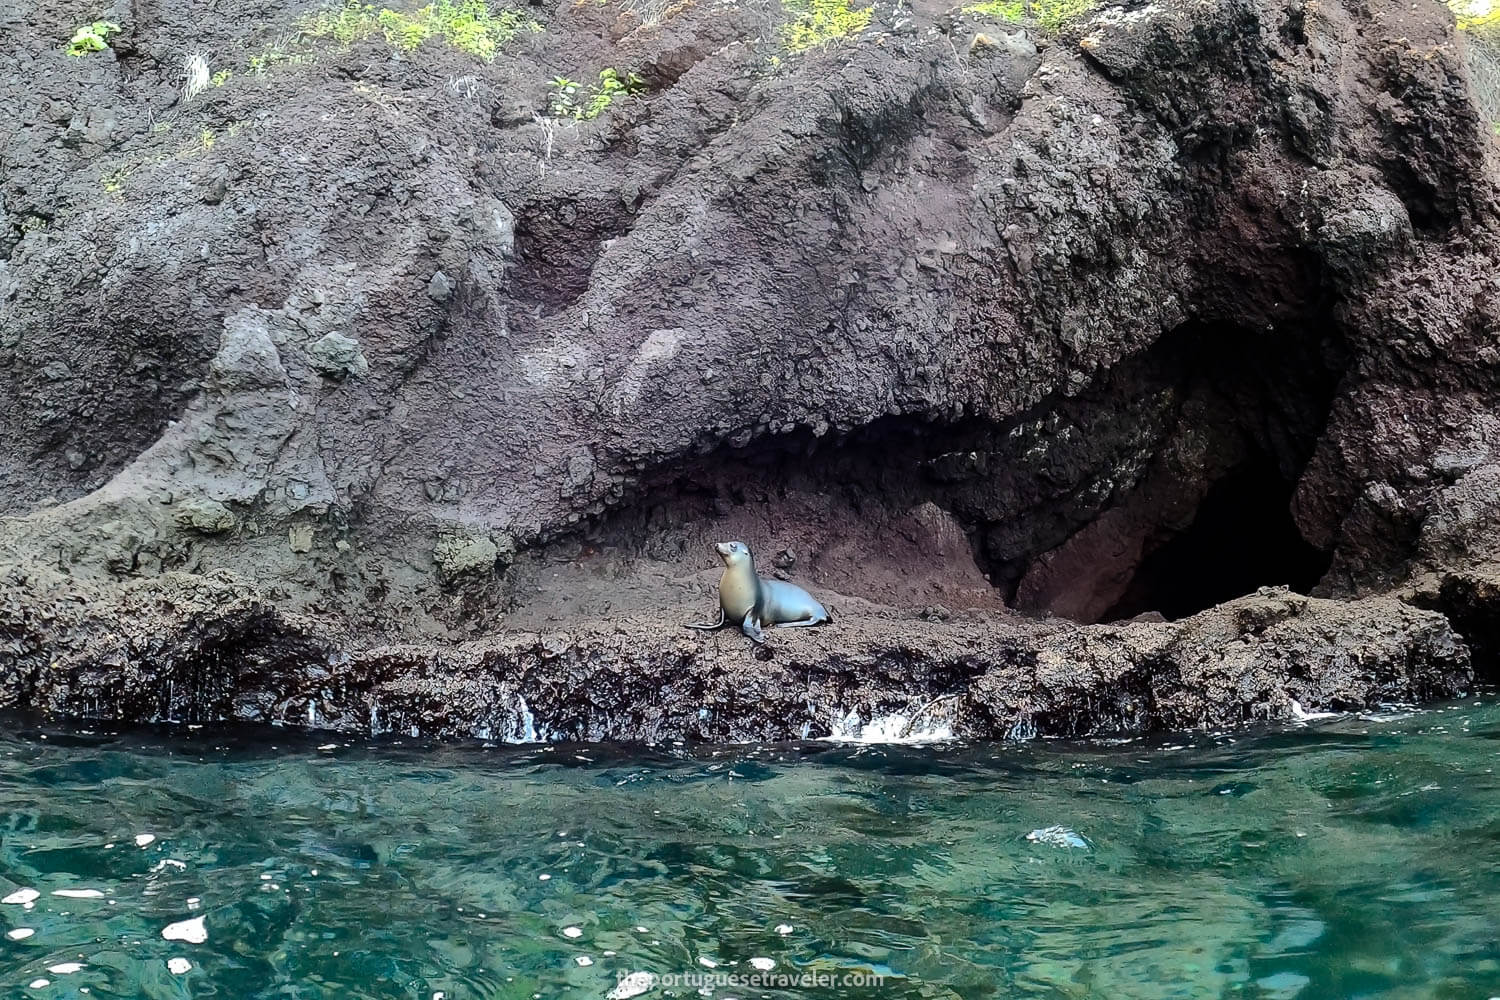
{"left": 51, "top": 889, "right": 104, "bottom": 899}
{"left": 134, "top": 834, "right": 156, "bottom": 847}
{"left": 3, "top": 889, "right": 39, "bottom": 905}
{"left": 28, "top": 979, "right": 48, "bottom": 989}
{"left": 513, "top": 695, "right": 541, "bottom": 743}
{"left": 46, "top": 963, "right": 83, "bottom": 974}
{"left": 1289, "top": 699, "right": 1340, "bottom": 722}
{"left": 162, "top": 916, "right": 208, "bottom": 943}
{"left": 775, "top": 923, "right": 794, "bottom": 935}
{"left": 7, "top": 928, "right": 34, "bottom": 940}
{"left": 820, "top": 709, "right": 955, "bottom": 744}
{"left": 562, "top": 926, "right": 583, "bottom": 938}
{"left": 1256, "top": 971, "right": 1311, "bottom": 999}
{"left": 574, "top": 955, "right": 593, "bottom": 967}
{"left": 748, "top": 957, "right": 775, "bottom": 971}
{"left": 1027, "top": 826, "right": 1091, "bottom": 850}
{"left": 167, "top": 958, "right": 192, "bottom": 975}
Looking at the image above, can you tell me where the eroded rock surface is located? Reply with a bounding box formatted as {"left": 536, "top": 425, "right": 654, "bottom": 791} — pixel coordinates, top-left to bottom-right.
{"left": 0, "top": 0, "right": 1496, "bottom": 738}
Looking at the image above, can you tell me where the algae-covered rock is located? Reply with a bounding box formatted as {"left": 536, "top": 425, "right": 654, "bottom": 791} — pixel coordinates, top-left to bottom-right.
{"left": 434, "top": 531, "right": 499, "bottom": 581}
{"left": 173, "top": 497, "right": 237, "bottom": 534}
{"left": 289, "top": 523, "right": 315, "bottom": 553}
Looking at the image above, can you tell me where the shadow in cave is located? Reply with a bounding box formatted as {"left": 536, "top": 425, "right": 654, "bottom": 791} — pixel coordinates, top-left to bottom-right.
{"left": 567, "top": 315, "right": 1348, "bottom": 624}
{"left": 1102, "top": 454, "right": 1333, "bottom": 622}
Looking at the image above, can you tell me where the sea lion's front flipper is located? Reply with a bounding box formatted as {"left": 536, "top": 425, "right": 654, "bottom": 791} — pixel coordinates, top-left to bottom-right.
{"left": 740, "top": 611, "right": 766, "bottom": 644}
{"left": 684, "top": 607, "right": 726, "bottom": 631}
{"left": 774, "top": 615, "right": 824, "bottom": 629}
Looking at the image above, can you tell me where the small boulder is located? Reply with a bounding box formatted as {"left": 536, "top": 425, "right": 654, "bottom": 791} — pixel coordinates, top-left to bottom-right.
{"left": 173, "top": 497, "right": 237, "bottom": 534}
{"left": 434, "top": 531, "right": 499, "bottom": 581}
{"left": 212, "top": 310, "right": 288, "bottom": 390}
{"left": 306, "top": 331, "right": 369, "bottom": 380}
{"left": 288, "top": 523, "right": 315, "bottom": 553}
{"left": 427, "top": 271, "right": 455, "bottom": 303}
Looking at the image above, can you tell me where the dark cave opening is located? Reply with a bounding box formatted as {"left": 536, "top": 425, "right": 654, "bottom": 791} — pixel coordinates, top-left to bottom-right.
{"left": 1101, "top": 454, "right": 1334, "bottom": 622}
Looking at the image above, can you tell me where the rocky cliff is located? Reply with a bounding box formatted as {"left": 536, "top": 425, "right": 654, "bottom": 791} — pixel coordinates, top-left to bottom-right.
{"left": 1, "top": 0, "right": 1496, "bottom": 740}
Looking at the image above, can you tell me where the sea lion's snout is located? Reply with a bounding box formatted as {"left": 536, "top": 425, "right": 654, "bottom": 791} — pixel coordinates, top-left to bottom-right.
{"left": 714, "top": 541, "right": 750, "bottom": 564}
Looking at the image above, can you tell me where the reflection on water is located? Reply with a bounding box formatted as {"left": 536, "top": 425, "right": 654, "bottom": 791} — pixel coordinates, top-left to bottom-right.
{"left": 0, "top": 695, "right": 1497, "bottom": 999}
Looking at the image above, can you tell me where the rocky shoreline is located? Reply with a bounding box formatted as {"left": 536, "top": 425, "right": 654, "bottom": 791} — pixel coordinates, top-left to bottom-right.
{"left": 1, "top": 0, "right": 1497, "bottom": 739}
{"left": 0, "top": 567, "right": 1475, "bottom": 740}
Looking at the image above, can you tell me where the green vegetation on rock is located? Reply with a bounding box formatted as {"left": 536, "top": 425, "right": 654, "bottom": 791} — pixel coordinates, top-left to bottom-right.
{"left": 964, "top": 0, "right": 1095, "bottom": 33}
{"left": 1450, "top": 0, "right": 1498, "bottom": 31}
{"left": 300, "top": 0, "right": 540, "bottom": 61}
{"left": 549, "top": 68, "right": 646, "bottom": 120}
{"left": 65, "top": 20, "right": 121, "bottom": 56}
{"left": 173, "top": 498, "right": 238, "bottom": 535}
{"left": 433, "top": 530, "right": 500, "bottom": 581}
{"left": 781, "top": 0, "right": 873, "bottom": 51}
{"left": 1451, "top": 1, "right": 1498, "bottom": 136}
{"left": 963, "top": 0, "right": 1024, "bottom": 22}
{"left": 101, "top": 165, "right": 134, "bottom": 194}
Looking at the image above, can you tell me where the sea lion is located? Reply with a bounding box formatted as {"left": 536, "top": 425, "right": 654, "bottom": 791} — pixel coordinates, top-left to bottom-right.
{"left": 685, "top": 541, "right": 831, "bottom": 643}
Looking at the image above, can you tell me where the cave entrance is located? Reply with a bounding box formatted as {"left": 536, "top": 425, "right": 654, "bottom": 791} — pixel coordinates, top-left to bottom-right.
{"left": 1002, "top": 318, "right": 1348, "bottom": 624}
{"left": 1101, "top": 453, "right": 1333, "bottom": 622}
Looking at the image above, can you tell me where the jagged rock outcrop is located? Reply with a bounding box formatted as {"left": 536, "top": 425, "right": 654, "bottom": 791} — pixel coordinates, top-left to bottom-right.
{"left": 0, "top": 0, "right": 1496, "bottom": 738}
{"left": 0, "top": 568, "right": 1469, "bottom": 740}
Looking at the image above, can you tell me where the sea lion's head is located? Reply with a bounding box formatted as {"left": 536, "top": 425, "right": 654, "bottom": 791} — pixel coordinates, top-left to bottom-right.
{"left": 714, "top": 541, "right": 752, "bottom": 567}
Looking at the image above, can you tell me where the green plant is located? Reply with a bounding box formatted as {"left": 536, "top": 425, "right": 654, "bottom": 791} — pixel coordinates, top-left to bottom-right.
{"left": 964, "top": 0, "right": 1094, "bottom": 33}
{"left": 378, "top": 7, "right": 432, "bottom": 47}
{"left": 963, "top": 0, "right": 1024, "bottom": 21}
{"left": 781, "top": 0, "right": 872, "bottom": 52}
{"left": 300, "top": 0, "right": 540, "bottom": 61}
{"left": 248, "top": 48, "right": 301, "bottom": 73}
{"left": 65, "top": 20, "right": 121, "bottom": 56}
{"left": 549, "top": 75, "right": 582, "bottom": 114}
{"left": 211, "top": 68, "right": 233, "bottom": 86}
{"left": 200, "top": 128, "right": 216, "bottom": 150}
{"left": 550, "top": 67, "right": 645, "bottom": 119}
{"left": 430, "top": 0, "right": 539, "bottom": 57}
{"left": 1450, "top": 0, "right": 1499, "bottom": 31}
{"left": 1464, "top": 19, "right": 1499, "bottom": 139}
{"left": 101, "top": 165, "right": 135, "bottom": 194}
{"left": 302, "top": 1, "right": 376, "bottom": 42}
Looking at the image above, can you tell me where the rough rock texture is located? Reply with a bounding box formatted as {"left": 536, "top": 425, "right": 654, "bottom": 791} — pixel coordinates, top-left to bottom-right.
{"left": 0, "top": 570, "right": 1469, "bottom": 740}
{"left": 0, "top": 0, "right": 1496, "bottom": 739}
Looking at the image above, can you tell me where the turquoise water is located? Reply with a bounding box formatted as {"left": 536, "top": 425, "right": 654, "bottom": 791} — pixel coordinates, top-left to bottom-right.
{"left": 1, "top": 696, "right": 1498, "bottom": 1000}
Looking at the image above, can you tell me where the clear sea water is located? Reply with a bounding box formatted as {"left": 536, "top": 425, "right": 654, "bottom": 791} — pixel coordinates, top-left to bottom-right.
{"left": 1, "top": 694, "right": 1498, "bottom": 1000}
